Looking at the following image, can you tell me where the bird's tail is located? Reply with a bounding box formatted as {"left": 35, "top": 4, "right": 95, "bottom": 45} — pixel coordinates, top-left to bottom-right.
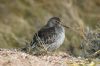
{"left": 21, "top": 40, "right": 37, "bottom": 54}
{"left": 21, "top": 43, "right": 31, "bottom": 53}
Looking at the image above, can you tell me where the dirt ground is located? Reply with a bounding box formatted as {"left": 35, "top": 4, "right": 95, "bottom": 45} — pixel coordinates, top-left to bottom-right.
{"left": 0, "top": 49, "right": 100, "bottom": 66}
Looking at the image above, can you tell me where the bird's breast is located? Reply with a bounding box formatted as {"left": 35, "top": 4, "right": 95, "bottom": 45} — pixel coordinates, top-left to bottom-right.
{"left": 54, "top": 26, "right": 65, "bottom": 45}
{"left": 47, "top": 26, "right": 65, "bottom": 51}
{"left": 55, "top": 30, "right": 65, "bottom": 46}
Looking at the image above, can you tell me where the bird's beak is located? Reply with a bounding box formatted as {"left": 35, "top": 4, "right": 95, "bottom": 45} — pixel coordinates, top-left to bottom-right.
{"left": 62, "top": 24, "right": 70, "bottom": 28}
{"left": 61, "top": 23, "right": 69, "bottom": 28}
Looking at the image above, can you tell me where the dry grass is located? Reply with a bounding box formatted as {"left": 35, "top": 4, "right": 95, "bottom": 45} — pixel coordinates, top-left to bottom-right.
{"left": 0, "top": 0, "right": 100, "bottom": 59}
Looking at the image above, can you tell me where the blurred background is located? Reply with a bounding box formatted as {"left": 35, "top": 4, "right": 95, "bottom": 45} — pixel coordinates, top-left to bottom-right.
{"left": 0, "top": 0, "right": 100, "bottom": 56}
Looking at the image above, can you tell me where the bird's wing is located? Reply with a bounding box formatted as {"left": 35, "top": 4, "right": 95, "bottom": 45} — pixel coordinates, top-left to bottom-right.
{"left": 31, "top": 27, "right": 57, "bottom": 45}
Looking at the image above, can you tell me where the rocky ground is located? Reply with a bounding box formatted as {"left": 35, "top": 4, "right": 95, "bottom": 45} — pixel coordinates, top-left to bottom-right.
{"left": 0, "top": 49, "right": 100, "bottom": 66}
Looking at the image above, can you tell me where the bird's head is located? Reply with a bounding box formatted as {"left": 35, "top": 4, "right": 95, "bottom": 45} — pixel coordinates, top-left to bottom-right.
{"left": 47, "top": 17, "right": 61, "bottom": 27}
{"left": 46, "top": 17, "right": 69, "bottom": 28}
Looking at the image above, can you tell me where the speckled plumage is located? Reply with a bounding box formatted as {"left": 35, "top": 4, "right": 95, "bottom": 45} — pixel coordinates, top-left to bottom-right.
{"left": 22, "top": 17, "right": 65, "bottom": 54}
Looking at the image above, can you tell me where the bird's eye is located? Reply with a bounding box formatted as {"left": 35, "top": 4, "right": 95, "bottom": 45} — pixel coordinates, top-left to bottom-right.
{"left": 56, "top": 20, "right": 59, "bottom": 23}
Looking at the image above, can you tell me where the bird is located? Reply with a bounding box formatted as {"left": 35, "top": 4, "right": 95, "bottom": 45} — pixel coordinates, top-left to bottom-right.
{"left": 21, "top": 17, "right": 67, "bottom": 55}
